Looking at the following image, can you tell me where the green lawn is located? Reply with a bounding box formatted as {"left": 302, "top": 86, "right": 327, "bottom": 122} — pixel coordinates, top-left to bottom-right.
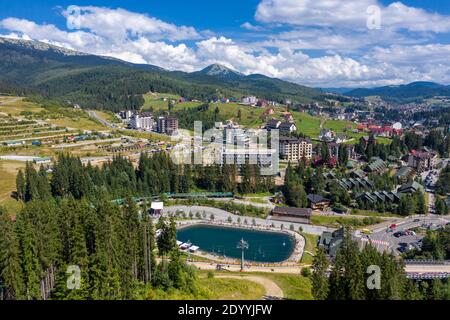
{"left": 300, "top": 232, "right": 318, "bottom": 265}
{"left": 376, "top": 137, "right": 393, "bottom": 145}
{"left": 0, "top": 160, "right": 26, "bottom": 215}
{"left": 291, "top": 111, "right": 322, "bottom": 138}
{"left": 210, "top": 271, "right": 313, "bottom": 300}
{"left": 311, "top": 215, "right": 382, "bottom": 228}
{"left": 349, "top": 209, "right": 402, "bottom": 218}
{"left": 253, "top": 273, "right": 313, "bottom": 300}
{"left": 0, "top": 97, "right": 45, "bottom": 115}
{"left": 323, "top": 119, "right": 355, "bottom": 132}
{"left": 211, "top": 103, "right": 266, "bottom": 127}
{"left": 238, "top": 192, "right": 273, "bottom": 198}
{"left": 143, "top": 276, "right": 266, "bottom": 300}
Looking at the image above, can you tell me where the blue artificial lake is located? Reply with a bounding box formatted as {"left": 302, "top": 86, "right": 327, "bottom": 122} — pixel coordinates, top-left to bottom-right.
{"left": 177, "top": 224, "right": 295, "bottom": 263}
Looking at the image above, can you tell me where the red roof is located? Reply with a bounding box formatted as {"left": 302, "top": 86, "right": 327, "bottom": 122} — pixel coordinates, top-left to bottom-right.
{"left": 357, "top": 124, "right": 367, "bottom": 130}
{"left": 328, "top": 157, "right": 338, "bottom": 167}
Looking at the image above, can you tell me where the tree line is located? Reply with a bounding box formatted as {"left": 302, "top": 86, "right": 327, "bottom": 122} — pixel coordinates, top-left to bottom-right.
{"left": 15, "top": 153, "right": 274, "bottom": 204}
{"left": 0, "top": 196, "right": 194, "bottom": 300}
{"left": 311, "top": 230, "right": 449, "bottom": 300}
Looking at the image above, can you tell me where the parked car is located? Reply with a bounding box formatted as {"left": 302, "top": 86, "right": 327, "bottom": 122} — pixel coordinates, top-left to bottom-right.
{"left": 398, "top": 246, "right": 408, "bottom": 253}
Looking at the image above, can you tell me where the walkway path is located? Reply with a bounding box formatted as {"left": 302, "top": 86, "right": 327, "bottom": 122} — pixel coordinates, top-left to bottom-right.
{"left": 189, "top": 260, "right": 304, "bottom": 274}
{"left": 165, "top": 205, "right": 332, "bottom": 235}
{"left": 215, "top": 275, "right": 284, "bottom": 299}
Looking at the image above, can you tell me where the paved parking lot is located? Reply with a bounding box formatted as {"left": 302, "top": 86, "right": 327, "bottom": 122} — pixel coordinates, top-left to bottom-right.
{"left": 363, "top": 215, "right": 449, "bottom": 255}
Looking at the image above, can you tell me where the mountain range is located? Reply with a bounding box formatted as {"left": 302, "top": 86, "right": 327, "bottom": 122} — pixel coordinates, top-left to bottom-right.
{"left": 0, "top": 37, "right": 322, "bottom": 111}
{"left": 345, "top": 82, "right": 450, "bottom": 101}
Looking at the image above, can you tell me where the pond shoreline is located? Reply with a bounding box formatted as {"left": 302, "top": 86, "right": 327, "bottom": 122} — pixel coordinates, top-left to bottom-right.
{"left": 176, "top": 220, "right": 305, "bottom": 266}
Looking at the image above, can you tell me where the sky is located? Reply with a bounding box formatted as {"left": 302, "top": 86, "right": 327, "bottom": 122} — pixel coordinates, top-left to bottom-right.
{"left": 1, "top": 0, "right": 450, "bottom": 88}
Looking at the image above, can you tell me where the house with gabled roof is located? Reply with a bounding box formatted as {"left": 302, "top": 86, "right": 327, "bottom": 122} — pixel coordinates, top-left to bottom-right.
{"left": 365, "top": 157, "right": 387, "bottom": 173}
{"left": 265, "top": 118, "right": 281, "bottom": 130}
{"left": 398, "top": 181, "right": 424, "bottom": 194}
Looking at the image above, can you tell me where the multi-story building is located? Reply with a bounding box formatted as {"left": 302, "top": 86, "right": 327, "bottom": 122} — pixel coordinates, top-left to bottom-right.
{"left": 408, "top": 150, "right": 438, "bottom": 172}
{"left": 119, "top": 110, "right": 135, "bottom": 122}
{"left": 242, "top": 96, "right": 258, "bottom": 105}
{"left": 157, "top": 116, "right": 179, "bottom": 135}
{"left": 279, "top": 136, "right": 313, "bottom": 162}
{"left": 327, "top": 142, "right": 357, "bottom": 160}
{"left": 130, "top": 112, "right": 155, "bottom": 131}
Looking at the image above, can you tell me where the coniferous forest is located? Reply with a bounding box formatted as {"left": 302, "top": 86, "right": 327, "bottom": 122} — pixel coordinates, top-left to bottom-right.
{"left": 0, "top": 153, "right": 275, "bottom": 300}
{"left": 311, "top": 230, "right": 450, "bottom": 300}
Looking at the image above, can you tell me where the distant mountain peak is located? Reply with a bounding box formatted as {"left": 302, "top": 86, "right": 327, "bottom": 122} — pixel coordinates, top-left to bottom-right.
{"left": 200, "top": 64, "right": 244, "bottom": 77}
{"left": 0, "top": 37, "right": 89, "bottom": 57}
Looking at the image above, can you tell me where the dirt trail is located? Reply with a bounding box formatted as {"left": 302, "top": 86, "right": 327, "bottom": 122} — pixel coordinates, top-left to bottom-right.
{"left": 215, "top": 275, "right": 284, "bottom": 299}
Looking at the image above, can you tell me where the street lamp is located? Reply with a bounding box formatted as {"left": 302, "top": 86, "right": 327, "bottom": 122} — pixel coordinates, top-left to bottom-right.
{"left": 237, "top": 238, "right": 249, "bottom": 272}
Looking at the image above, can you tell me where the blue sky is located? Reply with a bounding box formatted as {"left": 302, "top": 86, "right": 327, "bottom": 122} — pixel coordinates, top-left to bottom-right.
{"left": 1, "top": 1, "right": 450, "bottom": 87}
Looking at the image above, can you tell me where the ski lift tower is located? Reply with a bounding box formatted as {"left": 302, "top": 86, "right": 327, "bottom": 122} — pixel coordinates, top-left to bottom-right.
{"left": 237, "top": 238, "right": 249, "bottom": 272}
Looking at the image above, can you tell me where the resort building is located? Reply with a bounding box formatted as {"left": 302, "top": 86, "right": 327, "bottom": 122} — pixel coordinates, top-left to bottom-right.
{"left": 398, "top": 181, "right": 425, "bottom": 194}
{"left": 221, "top": 147, "right": 278, "bottom": 169}
{"left": 365, "top": 157, "right": 387, "bottom": 173}
{"left": 356, "top": 191, "right": 401, "bottom": 205}
{"left": 242, "top": 96, "right": 258, "bottom": 105}
{"left": 130, "top": 112, "right": 155, "bottom": 131}
{"left": 157, "top": 116, "right": 179, "bottom": 135}
{"left": 270, "top": 207, "right": 312, "bottom": 224}
{"left": 318, "top": 228, "right": 345, "bottom": 258}
{"left": 408, "top": 150, "right": 438, "bottom": 173}
{"left": 396, "top": 166, "right": 415, "bottom": 182}
{"left": 279, "top": 136, "right": 313, "bottom": 162}
{"left": 307, "top": 194, "right": 331, "bottom": 210}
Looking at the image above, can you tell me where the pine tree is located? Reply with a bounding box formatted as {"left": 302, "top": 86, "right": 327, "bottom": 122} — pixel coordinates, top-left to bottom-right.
{"left": 16, "top": 170, "right": 26, "bottom": 201}
{"left": 24, "top": 162, "right": 39, "bottom": 202}
{"left": 311, "top": 247, "right": 329, "bottom": 300}
{"left": 16, "top": 217, "right": 42, "bottom": 300}
{"left": 0, "top": 209, "right": 25, "bottom": 300}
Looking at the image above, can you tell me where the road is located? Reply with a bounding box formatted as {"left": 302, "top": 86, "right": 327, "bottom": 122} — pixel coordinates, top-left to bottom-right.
{"left": 189, "top": 260, "right": 450, "bottom": 276}
{"left": 87, "top": 110, "right": 114, "bottom": 128}
{"left": 164, "top": 205, "right": 333, "bottom": 235}
{"left": 189, "top": 260, "right": 303, "bottom": 274}
{"left": 51, "top": 137, "right": 122, "bottom": 149}
{"left": 404, "top": 264, "right": 450, "bottom": 274}
{"left": 362, "top": 215, "right": 450, "bottom": 255}
{"left": 0, "top": 96, "right": 22, "bottom": 106}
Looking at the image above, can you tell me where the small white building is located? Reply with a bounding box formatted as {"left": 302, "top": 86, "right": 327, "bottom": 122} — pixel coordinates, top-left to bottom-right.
{"left": 150, "top": 201, "right": 164, "bottom": 215}
{"left": 33, "top": 157, "right": 52, "bottom": 165}
{"left": 242, "top": 96, "right": 258, "bottom": 105}
{"left": 189, "top": 245, "right": 199, "bottom": 253}
{"left": 392, "top": 122, "right": 402, "bottom": 130}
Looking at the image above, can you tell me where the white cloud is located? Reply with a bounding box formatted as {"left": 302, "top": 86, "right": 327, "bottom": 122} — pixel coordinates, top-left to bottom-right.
{"left": 255, "top": 0, "right": 450, "bottom": 33}
{"left": 2, "top": 4, "right": 450, "bottom": 87}
{"left": 240, "top": 22, "right": 263, "bottom": 31}
{"left": 63, "top": 5, "right": 201, "bottom": 41}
